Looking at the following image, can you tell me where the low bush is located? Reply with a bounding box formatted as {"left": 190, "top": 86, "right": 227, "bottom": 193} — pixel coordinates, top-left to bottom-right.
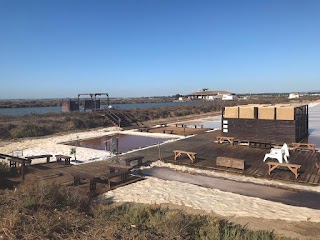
{"left": 0, "top": 181, "right": 295, "bottom": 239}
{"left": 0, "top": 162, "right": 11, "bottom": 177}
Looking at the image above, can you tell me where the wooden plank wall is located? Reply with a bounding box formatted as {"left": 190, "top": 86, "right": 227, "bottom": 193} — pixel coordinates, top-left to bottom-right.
{"left": 295, "top": 105, "right": 308, "bottom": 142}
{"left": 222, "top": 105, "right": 309, "bottom": 144}
{"left": 223, "top": 118, "right": 297, "bottom": 144}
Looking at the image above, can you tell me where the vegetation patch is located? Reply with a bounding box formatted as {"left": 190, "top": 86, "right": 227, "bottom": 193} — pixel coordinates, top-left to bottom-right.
{"left": 0, "top": 181, "right": 295, "bottom": 239}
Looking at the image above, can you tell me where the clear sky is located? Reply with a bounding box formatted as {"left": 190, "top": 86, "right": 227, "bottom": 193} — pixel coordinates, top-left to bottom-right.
{"left": 0, "top": 0, "right": 319, "bottom": 99}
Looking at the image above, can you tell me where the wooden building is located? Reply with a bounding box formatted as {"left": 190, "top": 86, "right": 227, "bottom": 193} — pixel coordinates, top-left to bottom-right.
{"left": 221, "top": 104, "right": 308, "bottom": 144}
{"left": 62, "top": 99, "right": 79, "bottom": 112}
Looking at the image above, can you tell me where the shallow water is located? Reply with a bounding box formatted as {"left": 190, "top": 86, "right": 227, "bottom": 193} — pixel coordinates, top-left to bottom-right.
{"left": 65, "top": 133, "right": 174, "bottom": 153}
{"left": 306, "top": 104, "right": 320, "bottom": 148}
{"left": 0, "top": 101, "right": 212, "bottom": 116}
{"left": 170, "top": 116, "right": 221, "bottom": 129}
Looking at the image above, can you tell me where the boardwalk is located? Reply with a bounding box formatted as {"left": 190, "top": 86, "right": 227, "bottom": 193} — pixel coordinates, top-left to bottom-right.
{"left": 3, "top": 130, "right": 320, "bottom": 191}
{"left": 160, "top": 131, "right": 320, "bottom": 185}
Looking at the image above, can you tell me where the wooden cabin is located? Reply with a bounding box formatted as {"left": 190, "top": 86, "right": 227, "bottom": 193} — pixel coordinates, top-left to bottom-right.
{"left": 221, "top": 104, "right": 308, "bottom": 144}
{"left": 62, "top": 99, "right": 79, "bottom": 112}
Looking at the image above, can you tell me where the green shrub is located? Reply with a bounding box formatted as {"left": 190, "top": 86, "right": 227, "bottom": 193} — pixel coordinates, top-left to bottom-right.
{"left": 0, "top": 162, "right": 11, "bottom": 177}
{"left": 9, "top": 124, "right": 52, "bottom": 138}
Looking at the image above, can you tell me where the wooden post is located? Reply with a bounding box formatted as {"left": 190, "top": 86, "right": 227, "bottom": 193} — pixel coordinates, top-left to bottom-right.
{"left": 21, "top": 162, "right": 25, "bottom": 180}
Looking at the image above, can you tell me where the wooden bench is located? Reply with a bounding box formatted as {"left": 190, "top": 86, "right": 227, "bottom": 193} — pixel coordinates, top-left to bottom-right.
{"left": 163, "top": 129, "right": 174, "bottom": 134}
{"left": 216, "top": 157, "right": 245, "bottom": 170}
{"left": 7, "top": 157, "right": 31, "bottom": 180}
{"left": 175, "top": 123, "right": 186, "bottom": 128}
{"left": 124, "top": 156, "right": 144, "bottom": 167}
{"left": 216, "top": 136, "right": 235, "bottom": 145}
{"left": 106, "top": 164, "right": 133, "bottom": 173}
{"left": 266, "top": 162, "right": 301, "bottom": 179}
{"left": 249, "top": 141, "right": 272, "bottom": 149}
{"left": 25, "top": 154, "right": 53, "bottom": 163}
{"left": 71, "top": 171, "right": 100, "bottom": 190}
{"left": 105, "top": 170, "right": 129, "bottom": 189}
{"left": 173, "top": 150, "right": 197, "bottom": 163}
{"left": 55, "top": 154, "right": 72, "bottom": 165}
{"left": 139, "top": 127, "right": 150, "bottom": 132}
{"left": 194, "top": 125, "right": 204, "bottom": 129}
{"left": 292, "top": 143, "right": 316, "bottom": 153}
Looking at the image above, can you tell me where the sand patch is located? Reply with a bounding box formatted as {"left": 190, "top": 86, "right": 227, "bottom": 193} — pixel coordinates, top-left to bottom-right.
{"left": 105, "top": 177, "right": 320, "bottom": 223}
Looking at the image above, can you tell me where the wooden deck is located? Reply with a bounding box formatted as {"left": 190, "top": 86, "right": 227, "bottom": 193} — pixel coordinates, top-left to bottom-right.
{"left": 160, "top": 131, "right": 320, "bottom": 185}
{"left": 3, "top": 130, "right": 320, "bottom": 191}
{"left": 5, "top": 160, "right": 143, "bottom": 194}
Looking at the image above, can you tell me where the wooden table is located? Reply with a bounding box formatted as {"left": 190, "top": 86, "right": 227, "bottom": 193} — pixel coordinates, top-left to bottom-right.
{"left": 55, "top": 154, "right": 71, "bottom": 165}
{"left": 7, "top": 157, "right": 31, "bottom": 180}
{"left": 105, "top": 170, "right": 129, "bottom": 189}
{"left": 266, "top": 162, "right": 301, "bottom": 179}
{"left": 106, "top": 164, "right": 133, "bottom": 173}
{"left": 173, "top": 150, "right": 197, "bottom": 163}
{"left": 124, "top": 156, "right": 144, "bottom": 167}
{"left": 71, "top": 170, "right": 100, "bottom": 190}
{"left": 292, "top": 143, "right": 316, "bottom": 153}
{"left": 25, "top": 154, "right": 53, "bottom": 163}
{"left": 163, "top": 129, "right": 174, "bottom": 134}
{"left": 216, "top": 136, "right": 235, "bottom": 145}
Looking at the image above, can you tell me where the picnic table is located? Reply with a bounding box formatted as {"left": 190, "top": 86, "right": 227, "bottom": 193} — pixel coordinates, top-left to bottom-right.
{"left": 291, "top": 143, "right": 316, "bottom": 153}
{"left": 25, "top": 154, "right": 53, "bottom": 163}
{"left": 266, "top": 162, "right": 301, "bottom": 179}
{"left": 216, "top": 136, "right": 235, "bottom": 145}
{"left": 173, "top": 150, "right": 197, "bottom": 163}
{"left": 55, "top": 155, "right": 71, "bottom": 165}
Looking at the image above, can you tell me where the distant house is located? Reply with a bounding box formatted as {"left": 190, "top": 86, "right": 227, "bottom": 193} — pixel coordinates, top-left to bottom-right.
{"left": 187, "top": 89, "right": 238, "bottom": 101}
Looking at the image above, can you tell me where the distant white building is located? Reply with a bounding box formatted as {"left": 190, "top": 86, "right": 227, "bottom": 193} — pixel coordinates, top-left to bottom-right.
{"left": 187, "top": 89, "right": 238, "bottom": 101}
{"left": 288, "top": 93, "right": 300, "bottom": 99}
{"left": 222, "top": 94, "right": 239, "bottom": 100}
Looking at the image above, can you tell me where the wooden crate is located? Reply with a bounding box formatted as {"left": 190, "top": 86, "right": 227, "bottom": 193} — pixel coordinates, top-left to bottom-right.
{"left": 216, "top": 156, "right": 245, "bottom": 170}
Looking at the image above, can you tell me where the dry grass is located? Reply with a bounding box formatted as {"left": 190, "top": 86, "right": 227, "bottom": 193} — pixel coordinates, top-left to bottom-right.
{"left": 0, "top": 181, "right": 295, "bottom": 240}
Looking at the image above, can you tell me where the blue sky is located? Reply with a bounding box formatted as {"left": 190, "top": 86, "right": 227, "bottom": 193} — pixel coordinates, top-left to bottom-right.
{"left": 0, "top": 0, "right": 319, "bottom": 99}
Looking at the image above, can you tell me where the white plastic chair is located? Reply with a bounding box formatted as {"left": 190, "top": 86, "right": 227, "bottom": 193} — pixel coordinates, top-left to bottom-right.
{"left": 263, "top": 143, "right": 290, "bottom": 163}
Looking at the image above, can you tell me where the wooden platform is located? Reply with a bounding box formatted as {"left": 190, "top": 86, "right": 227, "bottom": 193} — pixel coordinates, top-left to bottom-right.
{"left": 159, "top": 131, "right": 320, "bottom": 185}
{"left": 3, "top": 131, "right": 320, "bottom": 190}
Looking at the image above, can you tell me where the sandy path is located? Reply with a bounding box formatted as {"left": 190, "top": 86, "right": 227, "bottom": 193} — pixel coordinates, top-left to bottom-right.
{"left": 142, "top": 167, "right": 320, "bottom": 209}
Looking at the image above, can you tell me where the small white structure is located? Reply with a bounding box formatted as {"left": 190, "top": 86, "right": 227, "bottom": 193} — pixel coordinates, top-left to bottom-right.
{"left": 222, "top": 94, "right": 239, "bottom": 101}
{"left": 289, "top": 93, "right": 300, "bottom": 99}
{"left": 263, "top": 143, "right": 290, "bottom": 163}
